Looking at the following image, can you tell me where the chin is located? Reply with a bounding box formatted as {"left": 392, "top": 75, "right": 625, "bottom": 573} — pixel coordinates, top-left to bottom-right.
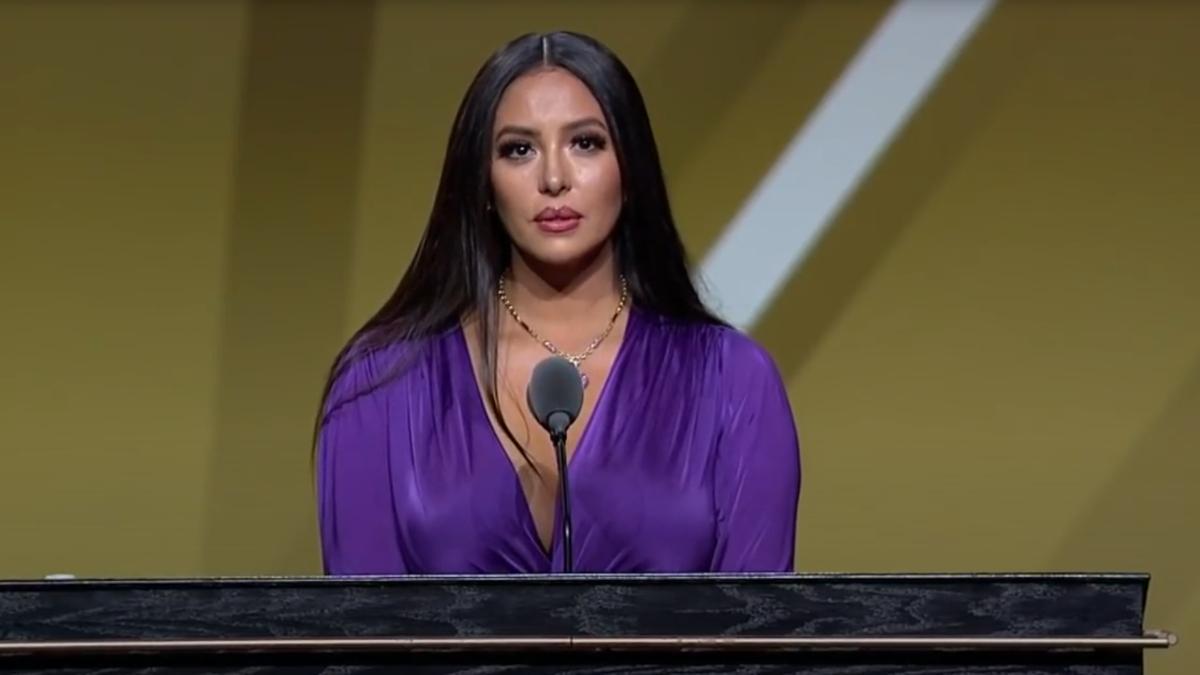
{"left": 516, "top": 237, "right": 608, "bottom": 270}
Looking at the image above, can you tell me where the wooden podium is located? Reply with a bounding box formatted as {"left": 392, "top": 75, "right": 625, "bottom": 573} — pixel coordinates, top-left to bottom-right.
{"left": 0, "top": 573, "right": 1176, "bottom": 673}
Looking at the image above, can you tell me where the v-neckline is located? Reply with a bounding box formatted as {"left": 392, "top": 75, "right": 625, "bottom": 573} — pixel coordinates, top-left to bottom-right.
{"left": 454, "top": 307, "right": 640, "bottom": 563}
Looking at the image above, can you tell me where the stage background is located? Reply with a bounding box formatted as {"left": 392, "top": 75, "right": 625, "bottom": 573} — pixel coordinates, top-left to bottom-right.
{"left": 1, "top": 1, "right": 1196, "bottom": 672}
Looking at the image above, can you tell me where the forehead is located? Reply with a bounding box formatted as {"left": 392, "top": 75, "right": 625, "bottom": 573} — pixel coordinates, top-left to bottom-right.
{"left": 493, "top": 68, "right": 604, "bottom": 127}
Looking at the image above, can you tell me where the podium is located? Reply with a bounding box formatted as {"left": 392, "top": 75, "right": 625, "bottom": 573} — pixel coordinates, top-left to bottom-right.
{"left": 0, "top": 573, "right": 1176, "bottom": 673}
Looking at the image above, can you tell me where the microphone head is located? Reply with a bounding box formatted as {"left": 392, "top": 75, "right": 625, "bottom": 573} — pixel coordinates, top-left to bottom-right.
{"left": 526, "top": 356, "right": 585, "bottom": 437}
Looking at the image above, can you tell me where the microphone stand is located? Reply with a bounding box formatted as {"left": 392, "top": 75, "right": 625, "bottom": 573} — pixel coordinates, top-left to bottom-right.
{"left": 551, "top": 430, "right": 573, "bottom": 573}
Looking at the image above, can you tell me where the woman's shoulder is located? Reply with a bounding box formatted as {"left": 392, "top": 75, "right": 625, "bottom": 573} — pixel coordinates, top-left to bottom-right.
{"left": 321, "top": 326, "right": 459, "bottom": 422}
{"left": 636, "top": 308, "right": 781, "bottom": 379}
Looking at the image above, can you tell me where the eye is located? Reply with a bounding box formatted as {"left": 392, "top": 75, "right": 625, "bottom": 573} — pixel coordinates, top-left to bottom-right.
{"left": 497, "top": 140, "right": 534, "bottom": 159}
{"left": 573, "top": 133, "right": 608, "bottom": 153}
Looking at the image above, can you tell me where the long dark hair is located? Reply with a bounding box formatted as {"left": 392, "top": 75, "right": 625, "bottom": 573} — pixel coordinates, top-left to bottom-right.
{"left": 315, "top": 31, "right": 723, "bottom": 461}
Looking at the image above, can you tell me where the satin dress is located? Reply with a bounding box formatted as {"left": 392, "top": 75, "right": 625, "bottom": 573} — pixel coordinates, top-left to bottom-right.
{"left": 317, "top": 306, "right": 801, "bottom": 574}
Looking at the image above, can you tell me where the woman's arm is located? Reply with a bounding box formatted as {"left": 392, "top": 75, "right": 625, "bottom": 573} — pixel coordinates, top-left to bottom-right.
{"left": 317, "top": 355, "right": 409, "bottom": 575}
{"left": 709, "top": 333, "right": 802, "bottom": 572}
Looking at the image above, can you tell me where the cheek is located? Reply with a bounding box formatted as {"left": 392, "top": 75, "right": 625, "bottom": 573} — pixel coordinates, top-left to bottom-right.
{"left": 580, "top": 158, "right": 623, "bottom": 214}
{"left": 489, "top": 164, "right": 522, "bottom": 211}
{"left": 490, "top": 167, "right": 542, "bottom": 236}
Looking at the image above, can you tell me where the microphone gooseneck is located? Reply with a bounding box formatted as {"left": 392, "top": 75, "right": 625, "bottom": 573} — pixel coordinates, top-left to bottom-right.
{"left": 526, "top": 356, "right": 585, "bottom": 573}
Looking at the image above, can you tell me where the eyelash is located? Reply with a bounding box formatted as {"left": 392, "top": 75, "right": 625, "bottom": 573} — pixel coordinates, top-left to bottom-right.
{"left": 497, "top": 133, "right": 608, "bottom": 159}
{"left": 573, "top": 133, "right": 607, "bottom": 152}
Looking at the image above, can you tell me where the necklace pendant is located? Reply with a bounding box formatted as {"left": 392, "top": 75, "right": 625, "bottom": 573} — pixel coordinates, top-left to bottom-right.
{"left": 565, "top": 358, "right": 588, "bottom": 389}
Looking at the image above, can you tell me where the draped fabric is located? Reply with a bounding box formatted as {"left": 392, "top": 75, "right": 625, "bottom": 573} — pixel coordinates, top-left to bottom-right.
{"left": 318, "top": 307, "right": 801, "bottom": 574}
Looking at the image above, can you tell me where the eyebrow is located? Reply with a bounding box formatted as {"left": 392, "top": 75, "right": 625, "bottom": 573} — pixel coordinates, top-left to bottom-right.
{"left": 494, "top": 117, "right": 608, "bottom": 141}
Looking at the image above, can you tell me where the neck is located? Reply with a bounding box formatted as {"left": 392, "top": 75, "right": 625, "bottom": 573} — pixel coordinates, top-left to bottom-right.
{"left": 503, "top": 244, "right": 624, "bottom": 338}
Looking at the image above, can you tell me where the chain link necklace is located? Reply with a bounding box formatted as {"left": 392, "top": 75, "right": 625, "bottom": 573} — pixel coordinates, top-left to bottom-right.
{"left": 497, "top": 274, "right": 629, "bottom": 389}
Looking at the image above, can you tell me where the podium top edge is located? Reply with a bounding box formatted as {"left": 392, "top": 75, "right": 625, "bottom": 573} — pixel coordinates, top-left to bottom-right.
{"left": 0, "top": 572, "right": 1152, "bottom": 590}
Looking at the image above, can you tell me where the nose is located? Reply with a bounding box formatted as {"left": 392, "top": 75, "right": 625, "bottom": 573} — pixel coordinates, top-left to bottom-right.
{"left": 539, "top": 146, "right": 570, "bottom": 196}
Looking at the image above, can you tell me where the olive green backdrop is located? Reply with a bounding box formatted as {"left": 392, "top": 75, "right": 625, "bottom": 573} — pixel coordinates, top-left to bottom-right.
{"left": 1, "top": 2, "right": 1197, "bottom": 672}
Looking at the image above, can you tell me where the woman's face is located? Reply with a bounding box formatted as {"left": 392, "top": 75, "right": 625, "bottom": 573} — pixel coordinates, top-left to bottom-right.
{"left": 490, "top": 68, "right": 622, "bottom": 270}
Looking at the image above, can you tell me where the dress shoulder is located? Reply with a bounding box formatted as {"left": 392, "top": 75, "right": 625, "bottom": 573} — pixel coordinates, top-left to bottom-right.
{"left": 320, "top": 332, "right": 440, "bottom": 424}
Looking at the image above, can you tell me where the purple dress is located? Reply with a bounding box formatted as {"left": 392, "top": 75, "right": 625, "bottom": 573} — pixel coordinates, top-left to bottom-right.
{"left": 317, "top": 307, "right": 801, "bottom": 575}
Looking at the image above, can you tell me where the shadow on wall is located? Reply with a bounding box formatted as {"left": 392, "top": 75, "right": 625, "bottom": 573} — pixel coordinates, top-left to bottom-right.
{"left": 1051, "top": 353, "right": 1200, "bottom": 617}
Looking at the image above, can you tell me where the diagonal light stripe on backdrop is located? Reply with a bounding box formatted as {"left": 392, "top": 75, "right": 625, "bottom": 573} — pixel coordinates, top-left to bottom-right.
{"left": 698, "top": 0, "right": 997, "bottom": 331}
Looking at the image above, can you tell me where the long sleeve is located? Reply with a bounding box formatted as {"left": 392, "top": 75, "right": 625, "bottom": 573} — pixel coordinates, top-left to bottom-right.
{"left": 316, "top": 353, "right": 409, "bottom": 575}
{"left": 709, "top": 333, "right": 801, "bottom": 572}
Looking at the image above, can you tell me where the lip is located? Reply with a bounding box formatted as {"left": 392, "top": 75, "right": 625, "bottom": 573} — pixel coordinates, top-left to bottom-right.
{"left": 535, "top": 205, "right": 583, "bottom": 221}
{"left": 534, "top": 206, "right": 583, "bottom": 234}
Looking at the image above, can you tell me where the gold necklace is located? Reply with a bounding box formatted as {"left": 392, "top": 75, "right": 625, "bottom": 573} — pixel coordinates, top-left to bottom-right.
{"left": 497, "top": 274, "right": 629, "bottom": 389}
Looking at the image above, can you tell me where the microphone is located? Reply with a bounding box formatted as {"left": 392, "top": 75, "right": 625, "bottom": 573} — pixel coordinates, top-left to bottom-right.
{"left": 526, "top": 356, "right": 584, "bottom": 572}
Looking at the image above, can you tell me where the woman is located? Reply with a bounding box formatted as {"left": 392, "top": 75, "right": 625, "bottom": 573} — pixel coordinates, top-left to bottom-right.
{"left": 316, "top": 31, "right": 800, "bottom": 575}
